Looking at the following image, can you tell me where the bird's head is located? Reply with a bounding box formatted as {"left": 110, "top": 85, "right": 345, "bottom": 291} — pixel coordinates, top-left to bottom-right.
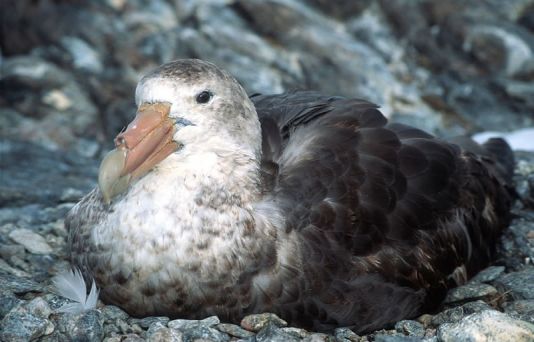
{"left": 98, "top": 59, "right": 261, "bottom": 203}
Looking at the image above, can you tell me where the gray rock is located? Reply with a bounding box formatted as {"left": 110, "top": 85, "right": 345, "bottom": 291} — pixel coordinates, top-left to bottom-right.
{"left": 495, "top": 267, "right": 534, "bottom": 300}
{"left": 168, "top": 316, "right": 229, "bottom": 342}
{"left": 147, "top": 322, "right": 184, "bottom": 342}
{"left": 395, "top": 320, "right": 425, "bottom": 337}
{"left": 216, "top": 323, "right": 255, "bottom": 338}
{"left": 444, "top": 283, "right": 498, "bottom": 303}
{"left": 0, "top": 312, "right": 53, "bottom": 341}
{"left": 168, "top": 315, "right": 220, "bottom": 330}
{"left": 0, "top": 271, "right": 42, "bottom": 294}
{"left": 281, "top": 326, "right": 312, "bottom": 339}
{"left": 60, "top": 36, "right": 104, "bottom": 74}
{"left": 120, "top": 334, "right": 145, "bottom": 342}
{"left": 240, "top": 313, "right": 287, "bottom": 332}
{"left": 334, "top": 327, "right": 360, "bottom": 341}
{"left": 54, "top": 310, "right": 104, "bottom": 342}
{"left": 15, "top": 297, "right": 53, "bottom": 318}
{"left": 256, "top": 323, "right": 300, "bottom": 342}
{"left": 129, "top": 315, "right": 170, "bottom": 329}
{"left": 0, "top": 139, "right": 98, "bottom": 207}
{"left": 437, "top": 310, "right": 534, "bottom": 342}
{"left": 0, "top": 243, "right": 26, "bottom": 259}
{"left": 469, "top": 266, "right": 506, "bottom": 284}
{"left": 42, "top": 293, "right": 74, "bottom": 312}
{"left": 302, "top": 332, "right": 337, "bottom": 341}
{"left": 8, "top": 228, "right": 53, "bottom": 254}
{"left": 181, "top": 325, "right": 229, "bottom": 342}
{"left": 0, "top": 293, "right": 23, "bottom": 320}
{"left": 101, "top": 305, "right": 130, "bottom": 323}
{"left": 431, "top": 300, "right": 492, "bottom": 326}
{"left": 374, "top": 335, "right": 423, "bottom": 342}
{"left": 499, "top": 214, "right": 534, "bottom": 269}
{"left": 503, "top": 300, "right": 534, "bottom": 324}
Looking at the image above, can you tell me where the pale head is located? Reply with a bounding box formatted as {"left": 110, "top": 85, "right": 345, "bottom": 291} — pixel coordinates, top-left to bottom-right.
{"left": 98, "top": 59, "right": 262, "bottom": 203}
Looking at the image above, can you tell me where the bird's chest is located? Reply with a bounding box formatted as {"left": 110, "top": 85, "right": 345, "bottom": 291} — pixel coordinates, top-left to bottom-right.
{"left": 81, "top": 173, "right": 259, "bottom": 316}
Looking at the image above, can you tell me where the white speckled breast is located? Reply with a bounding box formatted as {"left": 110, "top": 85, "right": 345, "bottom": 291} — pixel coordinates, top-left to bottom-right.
{"left": 76, "top": 150, "right": 278, "bottom": 317}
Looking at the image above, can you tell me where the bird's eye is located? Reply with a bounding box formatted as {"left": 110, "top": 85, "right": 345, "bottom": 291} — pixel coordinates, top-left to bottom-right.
{"left": 196, "top": 91, "right": 212, "bottom": 104}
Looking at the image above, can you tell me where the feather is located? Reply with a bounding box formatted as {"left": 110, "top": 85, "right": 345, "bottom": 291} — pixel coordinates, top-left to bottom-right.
{"left": 52, "top": 268, "right": 99, "bottom": 314}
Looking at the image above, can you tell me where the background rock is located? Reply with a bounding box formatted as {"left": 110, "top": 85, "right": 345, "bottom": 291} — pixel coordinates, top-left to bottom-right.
{"left": 1, "top": 0, "right": 533, "bottom": 341}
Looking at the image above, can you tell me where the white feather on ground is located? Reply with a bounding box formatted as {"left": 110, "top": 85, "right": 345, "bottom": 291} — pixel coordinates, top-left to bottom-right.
{"left": 52, "top": 267, "right": 99, "bottom": 314}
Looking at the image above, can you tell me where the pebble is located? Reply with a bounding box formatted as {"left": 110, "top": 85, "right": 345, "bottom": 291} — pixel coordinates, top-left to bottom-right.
{"left": 437, "top": 310, "right": 534, "bottom": 342}
{"left": 8, "top": 228, "right": 53, "bottom": 254}
{"left": 443, "top": 283, "right": 498, "bottom": 303}
{"left": 147, "top": 322, "right": 184, "bottom": 342}
{"left": 374, "top": 336, "right": 423, "bottom": 342}
{"left": 1, "top": 1, "right": 534, "bottom": 341}
{"left": 394, "top": 320, "right": 425, "bottom": 337}
{"left": 302, "top": 332, "right": 337, "bottom": 341}
{"left": 240, "top": 313, "right": 288, "bottom": 332}
{"left": 469, "top": 266, "right": 506, "bottom": 284}
{"left": 334, "top": 327, "right": 360, "bottom": 341}
{"left": 101, "top": 305, "right": 130, "bottom": 322}
{"left": 216, "top": 323, "right": 255, "bottom": 338}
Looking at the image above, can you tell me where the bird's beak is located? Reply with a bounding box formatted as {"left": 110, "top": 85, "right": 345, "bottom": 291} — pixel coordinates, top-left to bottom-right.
{"left": 98, "top": 102, "right": 178, "bottom": 203}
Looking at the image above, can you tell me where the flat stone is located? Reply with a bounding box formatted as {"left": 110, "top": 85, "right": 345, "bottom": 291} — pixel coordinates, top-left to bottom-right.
{"left": 216, "top": 323, "right": 255, "bottom": 338}
{"left": 120, "top": 334, "right": 145, "bottom": 342}
{"left": 444, "top": 283, "right": 498, "bottom": 303}
{"left": 302, "top": 332, "right": 337, "bottom": 341}
{"left": 168, "top": 315, "right": 220, "bottom": 330}
{"left": 256, "top": 323, "right": 300, "bottom": 342}
{"left": 469, "top": 266, "right": 506, "bottom": 284}
{"left": 54, "top": 309, "right": 104, "bottom": 342}
{"left": 182, "top": 326, "right": 230, "bottom": 342}
{"left": 437, "top": 310, "right": 534, "bottom": 342}
{"left": 129, "top": 316, "right": 170, "bottom": 329}
{"left": 147, "top": 322, "right": 184, "bottom": 342}
{"left": 394, "top": 320, "right": 425, "bottom": 337}
{"left": 282, "top": 326, "right": 312, "bottom": 339}
{"left": 503, "top": 300, "right": 534, "bottom": 324}
{"left": 0, "top": 258, "right": 30, "bottom": 277}
{"left": 495, "top": 267, "right": 534, "bottom": 300}
{"left": 374, "top": 336, "right": 423, "bottom": 342}
{"left": 240, "top": 313, "right": 287, "bottom": 332}
{"left": 0, "top": 271, "right": 42, "bottom": 294}
{"left": 0, "top": 312, "right": 52, "bottom": 341}
{"left": 101, "top": 305, "right": 130, "bottom": 323}
{"left": 334, "top": 327, "right": 360, "bottom": 341}
{"left": 16, "top": 297, "right": 53, "bottom": 319}
{"left": 431, "top": 300, "right": 492, "bottom": 326}
{"left": 8, "top": 228, "right": 53, "bottom": 254}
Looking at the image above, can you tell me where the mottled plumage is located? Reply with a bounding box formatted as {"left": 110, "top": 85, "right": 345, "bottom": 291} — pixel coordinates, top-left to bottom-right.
{"left": 66, "top": 59, "right": 514, "bottom": 333}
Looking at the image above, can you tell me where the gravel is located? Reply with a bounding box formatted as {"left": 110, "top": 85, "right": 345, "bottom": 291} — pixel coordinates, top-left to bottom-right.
{"left": 1, "top": 0, "right": 534, "bottom": 340}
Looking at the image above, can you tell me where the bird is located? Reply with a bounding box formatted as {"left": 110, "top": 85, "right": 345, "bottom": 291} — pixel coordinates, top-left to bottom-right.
{"left": 66, "top": 59, "right": 514, "bottom": 333}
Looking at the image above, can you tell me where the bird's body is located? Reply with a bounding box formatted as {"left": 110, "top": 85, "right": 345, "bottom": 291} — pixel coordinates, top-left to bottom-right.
{"left": 67, "top": 59, "right": 514, "bottom": 333}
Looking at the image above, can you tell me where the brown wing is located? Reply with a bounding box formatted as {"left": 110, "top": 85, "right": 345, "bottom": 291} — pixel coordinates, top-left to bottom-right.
{"left": 253, "top": 91, "right": 514, "bottom": 332}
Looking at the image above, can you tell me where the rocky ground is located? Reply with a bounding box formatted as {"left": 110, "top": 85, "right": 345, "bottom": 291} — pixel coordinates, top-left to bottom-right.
{"left": 1, "top": 0, "right": 534, "bottom": 341}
